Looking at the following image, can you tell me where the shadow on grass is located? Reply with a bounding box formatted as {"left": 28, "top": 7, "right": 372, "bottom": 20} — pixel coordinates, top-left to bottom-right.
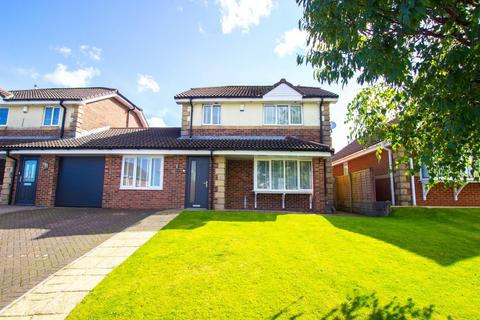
{"left": 271, "top": 296, "right": 304, "bottom": 320}
{"left": 163, "top": 210, "right": 279, "bottom": 230}
{"left": 321, "top": 290, "right": 437, "bottom": 320}
{"left": 325, "top": 207, "right": 480, "bottom": 265}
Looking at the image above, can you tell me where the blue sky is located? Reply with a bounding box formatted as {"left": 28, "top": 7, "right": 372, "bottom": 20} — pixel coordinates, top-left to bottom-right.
{"left": 0, "top": 0, "right": 361, "bottom": 150}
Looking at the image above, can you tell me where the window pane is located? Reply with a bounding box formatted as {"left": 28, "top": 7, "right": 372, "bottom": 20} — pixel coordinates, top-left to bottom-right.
{"left": 150, "top": 158, "right": 162, "bottom": 187}
{"left": 271, "top": 160, "right": 284, "bottom": 190}
{"left": 300, "top": 161, "right": 312, "bottom": 189}
{"left": 277, "top": 105, "right": 289, "bottom": 125}
{"left": 0, "top": 109, "right": 8, "bottom": 125}
{"left": 256, "top": 161, "right": 270, "bottom": 189}
{"left": 203, "top": 105, "right": 211, "bottom": 124}
{"left": 264, "top": 106, "right": 276, "bottom": 124}
{"left": 122, "top": 157, "right": 135, "bottom": 187}
{"left": 421, "top": 166, "right": 430, "bottom": 179}
{"left": 136, "top": 157, "right": 150, "bottom": 187}
{"left": 290, "top": 106, "right": 302, "bottom": 124}
{"left": 285, "top": 160, "right": 298, "bottom": 190}
{"left": 52, "top": 108, "right": 60, "bottom": 125}
{"left": 44, "top": 107, "right": 53, "bottom": 125}
{"left": 212, "top": 105, "right": 221, "bottom": 124}
{"left": 23, "top": 160, "right": 37, "bottom": 183}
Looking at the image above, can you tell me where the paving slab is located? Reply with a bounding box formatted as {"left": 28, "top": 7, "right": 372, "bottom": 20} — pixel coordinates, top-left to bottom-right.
{"left": 0, "top": 209, "right": 179, "bottom": 319}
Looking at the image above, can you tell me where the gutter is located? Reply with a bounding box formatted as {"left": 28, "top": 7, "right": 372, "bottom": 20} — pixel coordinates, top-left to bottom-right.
{"left": 189, "top": 98, "right": 194, "bottom": 138}
{"left": 126, "top": 107, "right": 134, "bottom": 127}
{"left": 59, "top": 100, "right": 67, "bottom": 138}
{"left": 5, "top": 150, "right": 17, "bottom": 205}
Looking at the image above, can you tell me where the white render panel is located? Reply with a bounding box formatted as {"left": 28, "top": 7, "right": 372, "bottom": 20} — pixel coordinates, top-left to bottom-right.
{"left": 262, "top": 83, "right": 303, "bottom": 101}
{"left": 191, "top": 102, "right": 320, "bottom": 127}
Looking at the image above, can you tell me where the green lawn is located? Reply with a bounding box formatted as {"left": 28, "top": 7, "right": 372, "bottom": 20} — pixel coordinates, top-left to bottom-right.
{"left": 67, "top": 208, "right": 480, "bottom": 319}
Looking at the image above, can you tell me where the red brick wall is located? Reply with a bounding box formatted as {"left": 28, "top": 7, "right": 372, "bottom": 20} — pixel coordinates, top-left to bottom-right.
{"left": 192, "top": 128, "right": 322, "bottom": 143}
{"left": 102, "top": 155, "right": 186, "bottom": 209}
{"left": 225, "top": 159, "right": 326, "bottom": 212}
{"left": 333, "top": 151, "right": 389, "bottom": 177}
{"left": 35, "top": 155, "right": 59, "bottom": 206}
{"left": 81, "top": 98, "right": 144, "bottom": 131}
{"left": 414, "top": 177, "right": 480, "bottom": 206}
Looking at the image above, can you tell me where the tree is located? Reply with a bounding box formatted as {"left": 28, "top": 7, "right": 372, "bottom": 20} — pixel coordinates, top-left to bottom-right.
{"left": 297, "top": 0, "right": 480, "bottom": 183}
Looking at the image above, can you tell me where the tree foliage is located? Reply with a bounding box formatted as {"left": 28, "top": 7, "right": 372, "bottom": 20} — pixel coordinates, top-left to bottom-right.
{"left": 297, "top": 0, "right": 480, "bottom": 183}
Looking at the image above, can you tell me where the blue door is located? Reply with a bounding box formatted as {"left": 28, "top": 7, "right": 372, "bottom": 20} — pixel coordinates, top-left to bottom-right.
{"left": 55, "top": 157, "right": 105, "bottom": 207}
{"left": 16, "top": 156, "right": 39, "bottom": 205}
{"left": 185, "top": 157, "right": 210, "bottom": 209}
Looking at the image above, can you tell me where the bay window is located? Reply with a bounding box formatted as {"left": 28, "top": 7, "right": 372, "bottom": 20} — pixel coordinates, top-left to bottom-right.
{"left": 255, "top": 158, "right": 313, "bottom": 192}
{"left": 263, "top": 104, "right": 303, "bottom": 125}
{"left": 203, "top": 104, "right": 221, "bottom": 125}
{"left": 121, "top": 156, "right": 163, "bottom": 189}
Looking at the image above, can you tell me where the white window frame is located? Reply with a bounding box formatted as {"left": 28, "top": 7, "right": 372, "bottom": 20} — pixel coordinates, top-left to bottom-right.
{"left": 0, "top": 107, "right": 9, "bottom": 126}
{"left": 42, "top": 106, "right": 61, "bottom": 126}
{"left": 120, "top": 155, "right": 164, "bottom": 190}
{"left": 263, "top": 104, "right": 303, "bottom": 126}
{"left": 253, "top": 156, "right": 313, "bottom": 193}
{"left": 202, "top": 104, "right": 221, "bottom": 125}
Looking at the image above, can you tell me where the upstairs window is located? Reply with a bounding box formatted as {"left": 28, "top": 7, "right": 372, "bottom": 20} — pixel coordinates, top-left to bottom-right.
{"left": 121, "top": 156, "right": 163, "bottom": 189}
{"left": 43, "top": 106, "right": 61, "bottom": 126}
{"left": 203, "top": 104, "right": 221, "bottom": 125}
{"left": 0, "top": 108, "right": 8, "bottom": 126}
{"left": 255, "top": 158, "right": 312, "bottom": 192}
{"left": 263, "top": 105, "right": 302, "bottom": 125}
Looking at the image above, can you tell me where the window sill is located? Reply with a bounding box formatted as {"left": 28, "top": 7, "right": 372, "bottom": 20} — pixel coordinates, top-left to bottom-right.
{"left": 253, "top": 189, "right": 313, "bottom": 194}
{"left": 120, "top": 186, "right": 164, "bottom": 191}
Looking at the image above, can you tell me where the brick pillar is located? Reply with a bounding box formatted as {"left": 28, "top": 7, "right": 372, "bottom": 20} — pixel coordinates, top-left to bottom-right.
{"left": 213, "top": 155, "right": 226, "bottom": 210}
{"left": 72, "top": 105, "right": 84, "bottom": 136}
{"left": 0, "top": 157, "right": 17, "bottom": 205}
{"left": 324, "top": 157, "right": 335, "bottom": 213}
{"left": 181, "top": 103, "right": 191, "bottom": 137}
{"left": 392, "top": 150, "right": 412, "bottom": 206}
{"left": 321, "top": 102, "right": 332, "bottom": 146}
{"left": 35, "top": 155, "right": 59, "bottom": 207}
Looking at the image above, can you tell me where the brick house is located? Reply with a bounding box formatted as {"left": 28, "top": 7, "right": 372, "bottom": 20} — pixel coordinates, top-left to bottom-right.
{"left": 1, "top": 79, "right": 338, "bottom": 212}
{"left": 332, "top": 139, "right": 480, "bottom": 207}
{"left": 0, "top": 87, "right": 148, "bottom": 204}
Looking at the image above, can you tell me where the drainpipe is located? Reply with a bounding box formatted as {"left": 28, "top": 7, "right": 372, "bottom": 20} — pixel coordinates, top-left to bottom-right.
{"left": 5, "top": 150, "right": 17, "bottom": 205}
{"left": 409, "top": 158, "right": 417, "bottom": 206}
{"left": 59, "top": 100, "right": 67, "bottom": 138}
{"left": 319, "top": 98, "right": 324, "bottom": 144}
{"left": 189, "top": 98, "right": 194, "bottom": 138}
{"left": 126, "top": 107, "right": 135, "bottom": 127}
{"left": 385, "top": 147, "right": 396, "bottom": 205}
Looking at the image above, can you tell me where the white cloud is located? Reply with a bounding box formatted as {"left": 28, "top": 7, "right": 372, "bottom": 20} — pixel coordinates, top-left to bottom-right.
{"left": 80, "top": 45, "right": 102, "bottom": 61}
{"left": 148, "top": 116, "right": 166, "bottom": 127}
{"left": 16, "top": 67, "right": 39, "bottom": 79}
{"left": 217, "top": 0, "right": 273, "bottom": 34}
{"left": 44, "top": 64, "right": 100, "bottom": 87}
{"left": 274, "top": 28, "right": 307, "bottom": 57}
{"left": 198, "top": 23, "right": 205, "bottom": 34}
{"left": 52, "top": 46, "right": 72, "bottom": 57}
{"left": 137, "top": 74, "right": 160, "bottom": 93}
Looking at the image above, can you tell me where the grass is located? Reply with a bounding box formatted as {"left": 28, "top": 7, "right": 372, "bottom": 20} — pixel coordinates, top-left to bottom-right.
{"left": 67, "top": 207, "right": 480, "bottom": 319}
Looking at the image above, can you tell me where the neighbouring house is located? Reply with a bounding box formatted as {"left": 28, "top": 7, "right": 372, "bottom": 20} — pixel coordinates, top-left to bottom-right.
{"left": 0, "top": 79, "right": 338, "bottom": 212}
{"left": 0, "top": 86, "right": 148, "bottom": 204}
{"left": 332, "top": 139, "right": 480, "bottom": 207}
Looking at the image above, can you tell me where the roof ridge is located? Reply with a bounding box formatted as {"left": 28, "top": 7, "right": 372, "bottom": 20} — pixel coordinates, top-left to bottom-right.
{"left": 10, "top": 87, "right": 117, "bottom": 92}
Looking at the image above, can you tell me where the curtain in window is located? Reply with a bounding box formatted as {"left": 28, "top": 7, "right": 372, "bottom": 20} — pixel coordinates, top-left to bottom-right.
{"left": 271, "top": 160, "right": 284, "bottom": 189}
{"left": 264, "top": 106, "right": 276, "bottom": 124}
{"left": 150, "top": 158, "right": 162, "bottom": 187}
{"left": 285, "top": 160, "right": 298, "bottom": 189}
{"left": 256, "top": 160, "right": 270, "bottom": 189}
{"left": 290, "top": 106, "right": 302, "bottom": 124}
{"left": 122, "top": 157, "right": 135, "bottom": 187}
{"left": 277, "top": 106, "right": 289, "bottom": 125}
{"left": 300, "top": 161, "right": 312, "bottom": 189}
{"left": 212, "top": 105, "right": 221, "bottom": 124}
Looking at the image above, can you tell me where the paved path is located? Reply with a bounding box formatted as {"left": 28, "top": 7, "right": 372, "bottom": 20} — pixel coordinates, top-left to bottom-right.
{"left": 0, "top": 209, "right": 179, "bottom": 319}
{"left": 0, "top": 206, "right": 41, "bottom": 217}
{"left": 0, "top": 208, "right": 159, "bottom": 311}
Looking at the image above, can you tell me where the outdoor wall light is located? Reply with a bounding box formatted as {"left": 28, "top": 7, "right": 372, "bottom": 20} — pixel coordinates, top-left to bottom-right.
{"left": 42, "top": 161, "right": 49, "bottom": 170}
{"left": 240, "top": 105, "right": 245, "bottom": 112}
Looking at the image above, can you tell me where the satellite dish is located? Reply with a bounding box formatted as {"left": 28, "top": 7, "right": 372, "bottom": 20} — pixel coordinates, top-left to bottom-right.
{"left": 330, "top": 121, "right": 337, "bottom": 129}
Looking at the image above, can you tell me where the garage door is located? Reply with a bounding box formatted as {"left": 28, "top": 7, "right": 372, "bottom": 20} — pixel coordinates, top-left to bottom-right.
{"left": 55, "top": 157, "right": 105, "bottom": 207}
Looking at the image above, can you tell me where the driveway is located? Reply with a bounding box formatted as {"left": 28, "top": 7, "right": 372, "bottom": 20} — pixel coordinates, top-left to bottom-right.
{"left": 0, "top": 207, "right": 153, "bottom": 310}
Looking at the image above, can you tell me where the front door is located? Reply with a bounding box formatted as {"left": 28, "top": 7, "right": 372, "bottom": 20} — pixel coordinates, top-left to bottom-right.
{"left": 16, "top": 156, "right": 39, "bottom": 205}
{"left": 185, "top": 157, "right": 209, "bottom": 209}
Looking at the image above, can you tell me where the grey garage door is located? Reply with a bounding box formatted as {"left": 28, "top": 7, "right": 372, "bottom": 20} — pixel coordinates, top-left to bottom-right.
{"left": 55, "top": 157, "right": 105, "bottom": 207}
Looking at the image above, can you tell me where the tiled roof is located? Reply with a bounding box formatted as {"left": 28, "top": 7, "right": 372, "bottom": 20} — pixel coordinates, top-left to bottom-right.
{"left": 0, "top": 138, "right": 55, "bottom": 147}
{"left": 0, "top": 88, "right": 13, "bottom": 99}
{"left": 2, "top": 87, "right": 117, "bottom": 101}
{"left": 3, "top": 128, "right": 332, "bottom": 152}
{"left": 332, "top": 138, "right": 383, "bottom": 162}
{"left": 175, "top": 79, "right": 338, "bottom": 99}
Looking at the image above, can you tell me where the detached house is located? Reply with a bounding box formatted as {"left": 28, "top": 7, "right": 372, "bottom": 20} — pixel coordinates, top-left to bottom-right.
{"left": 1, "top": 79, "right": 338, "bottom": 212}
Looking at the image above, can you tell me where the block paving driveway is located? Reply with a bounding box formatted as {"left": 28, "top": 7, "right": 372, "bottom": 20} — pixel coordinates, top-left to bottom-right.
{"left": 0, "top": 207, "right": 153, "bottom": 310}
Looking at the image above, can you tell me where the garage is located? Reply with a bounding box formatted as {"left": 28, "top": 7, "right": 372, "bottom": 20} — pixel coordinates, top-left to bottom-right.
{"left": 55, "top": 157, "right": 105, "bottom": 207}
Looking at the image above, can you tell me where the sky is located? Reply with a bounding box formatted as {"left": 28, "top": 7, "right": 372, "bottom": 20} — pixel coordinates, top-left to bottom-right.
{"left": 0, "top": 0, "right": 362, "bottom": 151}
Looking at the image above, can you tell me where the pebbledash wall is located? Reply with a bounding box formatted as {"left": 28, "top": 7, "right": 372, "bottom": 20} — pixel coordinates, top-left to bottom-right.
{"left": 333, "top": 151, "right": 480, "bottom": 206}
